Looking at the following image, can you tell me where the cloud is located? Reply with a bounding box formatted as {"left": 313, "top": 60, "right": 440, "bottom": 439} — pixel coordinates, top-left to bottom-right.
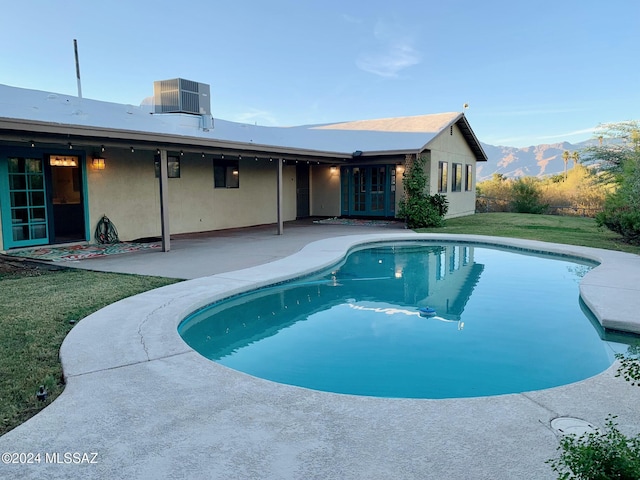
{"left": 356, "top": 43, "right": 421, "bottom": 78}
{"left": 488, "top": 127, "right": 597, "bottom": 147}
{"left": 481, "top": 106, "right": 588, "bottom": 117}
{"left": 356, "top": 20, "right": 421, "bottom": 78}
{"left": 537, "top": 127, "right": 597, "bottom": 140}
{"left": 341, "top": 13, "right": 363, "bottom": 24}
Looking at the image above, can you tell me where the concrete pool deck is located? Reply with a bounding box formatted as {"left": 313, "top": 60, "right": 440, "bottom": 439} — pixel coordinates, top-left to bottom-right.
{"left": 2, "top": 223, "right": 640, "bottom": 479}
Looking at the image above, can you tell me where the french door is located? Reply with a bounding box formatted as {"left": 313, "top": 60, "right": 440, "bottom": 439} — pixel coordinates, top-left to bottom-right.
{"left": 341, "top": 165, "right": 396, "bottom": 217}
{"left": 2, "top": 157, "right": 49, "bottom": 247}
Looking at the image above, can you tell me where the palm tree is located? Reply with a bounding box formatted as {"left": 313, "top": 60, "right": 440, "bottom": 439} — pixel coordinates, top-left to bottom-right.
{"left": 571, "top": 151, "right": 579, "bottom": 167}
{"left": 562, "top": 150, "right": 570, "bottom": 180}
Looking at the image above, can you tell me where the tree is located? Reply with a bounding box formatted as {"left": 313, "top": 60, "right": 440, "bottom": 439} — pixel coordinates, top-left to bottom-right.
{"left": 582, "top": 121, "right": 640, "bottom": 175}
{"left": 587, "top": 121, "right": 640, "bottom": 243}
{"left": 562, "top": 150, "right": 570, "bottom": 180}
{"left": 571, "top": 151, "right": 579, "bottom": 167}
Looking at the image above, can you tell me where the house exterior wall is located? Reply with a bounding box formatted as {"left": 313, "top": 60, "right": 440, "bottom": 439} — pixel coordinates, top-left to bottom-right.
{"left": 86, "top": 150, "right": 298, "bottom": 242}
{"left": 425, "top": 123, "right": 477, "bottom": 218}
{"left": 310, "top": 165, "right": 341, "bottom": 217}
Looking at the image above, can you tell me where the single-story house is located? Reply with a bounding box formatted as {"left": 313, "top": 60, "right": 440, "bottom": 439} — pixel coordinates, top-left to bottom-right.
{"left": 0, "top": 79, "right": 487, "bottom": 252}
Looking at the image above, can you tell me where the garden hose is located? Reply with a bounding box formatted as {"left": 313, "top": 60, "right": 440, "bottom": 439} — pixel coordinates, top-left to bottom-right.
{"left": 94, "top": 215, "right": 119, "bottom": 244}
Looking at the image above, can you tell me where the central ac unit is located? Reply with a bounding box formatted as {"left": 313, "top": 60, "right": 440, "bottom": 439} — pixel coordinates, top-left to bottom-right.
{"left": 154, "top": 78, "right": 211, "bottom": 115}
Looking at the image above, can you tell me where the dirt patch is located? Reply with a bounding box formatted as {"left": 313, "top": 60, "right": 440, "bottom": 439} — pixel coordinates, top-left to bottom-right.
{"left": 0, "top": 255, "right": 63, "bottom": 277}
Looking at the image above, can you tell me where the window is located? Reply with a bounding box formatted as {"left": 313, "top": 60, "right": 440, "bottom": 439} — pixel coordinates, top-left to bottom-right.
{"left": 154, "top": 155, "right": 180, "bottom": 178}
{"left": 438, "top": 161, "right": 448, "bottom": 193}
{"left": 214, "top": 159, "right": 239, "bottom": 188}
{"left": 451, "top": 163, "right": 462, "bottom": 192}
{"left": 465, "top": 164, "right": 473, "bottom": 191}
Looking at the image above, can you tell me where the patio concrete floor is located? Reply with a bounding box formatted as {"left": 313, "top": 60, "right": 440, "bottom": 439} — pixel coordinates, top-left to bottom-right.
{"left": 1, "top": 221, "right": 640, "bottom": 480}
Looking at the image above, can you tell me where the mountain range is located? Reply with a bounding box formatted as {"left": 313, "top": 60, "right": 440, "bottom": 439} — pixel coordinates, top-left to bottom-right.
{"left": 477, "top": 139, "right": 597, "bottom": 181}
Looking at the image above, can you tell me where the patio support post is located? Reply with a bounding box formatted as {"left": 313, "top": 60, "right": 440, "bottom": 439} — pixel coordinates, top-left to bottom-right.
{"left": 159, "top": 149, "right": 171, "bottom": 251}
{"left": 277, "top": 157, "right": 284, "bottom": 235}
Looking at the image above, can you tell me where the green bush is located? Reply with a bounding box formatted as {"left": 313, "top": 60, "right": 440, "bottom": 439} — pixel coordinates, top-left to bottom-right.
{"left": 397, "top": 155, "right": 449, "bottom": 228}
{"left": 548, "top": 345, "right": 640, "bottom": 479}
{"left": 510, "top": 177, "right": 548, "bottom": 214}
{"left": 615, "top": 344, "right": 640, "bottom": 386}
{"left": 547, "top": 416, "right": 640, "bottom": 480}
{"left": 596, "top": 157, "right": 640, "bottom": 244}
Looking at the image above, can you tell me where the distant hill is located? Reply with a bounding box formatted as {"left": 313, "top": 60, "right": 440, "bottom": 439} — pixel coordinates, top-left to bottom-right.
{"left": 477, "top": 139, "right": 598, "bottom": 181}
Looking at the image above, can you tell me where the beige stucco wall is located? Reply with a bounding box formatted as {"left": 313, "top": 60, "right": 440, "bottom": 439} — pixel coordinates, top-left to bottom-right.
{"left": 425, "top": 124, "right": 477, "bottom": 218}
{"left": 87, "top": 150, "right": 297, "bottom": 242}
{"left": 310, "top": 165, "right": 341, "bottom": 217}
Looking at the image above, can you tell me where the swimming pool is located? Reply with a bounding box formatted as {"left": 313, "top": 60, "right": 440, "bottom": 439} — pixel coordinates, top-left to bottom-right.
{"left": 179, "top": 242, "right": 627, "bottom": 398}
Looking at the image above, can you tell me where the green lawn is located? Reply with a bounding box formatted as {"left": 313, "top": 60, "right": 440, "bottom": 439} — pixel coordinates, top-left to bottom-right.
{"left": 418, "top": 213, "right": 640, "bottom": 255}
{"left": 0, "top": 266, "right": 178, "bottom": 436}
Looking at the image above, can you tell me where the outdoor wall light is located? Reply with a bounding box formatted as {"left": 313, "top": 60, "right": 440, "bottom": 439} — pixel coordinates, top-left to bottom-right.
{"left": 30, "top": 140, "right": 35, "bottom": 148}
{"left": 68, "top": 142, "right": 73, "bottom": 150}
{"left": 232, "top": 168, "right": 239, "bottom": 175}
{"left": 201, "top": 152, "right": 205, "bottom": 158}
{"left": 101, "top": 145, "right": 105, "bottom": 153}
{"left": 180, "top": 150, "right": 184, "bottom": 156}
{"left": 50, "top": 156, "right": 78, "bottom": 167}
{"left": 130, "top": 147, "right": 135, "bottom": 153}
{"left": 92, "top": 157, "right": 106, "bottom": 170}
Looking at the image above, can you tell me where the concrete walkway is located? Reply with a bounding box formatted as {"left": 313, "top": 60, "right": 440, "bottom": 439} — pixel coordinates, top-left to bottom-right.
{"left": 1, "top": 223, "right": 640, "bottom": 480}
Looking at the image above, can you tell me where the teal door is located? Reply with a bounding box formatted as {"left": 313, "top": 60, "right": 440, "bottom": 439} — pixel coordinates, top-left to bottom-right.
{"left": 341, "top": 165, "right": 396, "bottom": 217}
{"left": 0, "top": 156, "right": 49, "bottom": 248}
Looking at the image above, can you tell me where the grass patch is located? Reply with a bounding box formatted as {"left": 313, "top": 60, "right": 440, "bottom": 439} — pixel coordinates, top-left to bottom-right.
{"left": 0, "top": 266, "right": 178, "bottom": 436}
{"left": 418, "top": 213, "right": 640, "bottom": 255}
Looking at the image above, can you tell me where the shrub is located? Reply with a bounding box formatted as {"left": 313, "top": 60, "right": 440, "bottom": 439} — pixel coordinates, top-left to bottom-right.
{"left": 510, "top": 177, "right": 548, "bottom": 214}
{"left": 397, "top": 155, "right": 448, "bottom": 228}
{"left": 596, "top": 157, "right": 640, "bottom": 244}
{"left": 548, "top": 345, "right": 640, "bottom": 479}
{"left": 547, "top": 416, "right": 640, "bottom": 480}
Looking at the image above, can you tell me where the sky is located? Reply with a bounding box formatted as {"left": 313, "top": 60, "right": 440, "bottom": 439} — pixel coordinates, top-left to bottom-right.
{"left": 1, "top": 0, "right": 638, "bottom": 148}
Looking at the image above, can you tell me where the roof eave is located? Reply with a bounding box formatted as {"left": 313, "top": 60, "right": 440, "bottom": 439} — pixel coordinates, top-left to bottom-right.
{"left": 0, "top": 117, "right": 349, "bottom": 160}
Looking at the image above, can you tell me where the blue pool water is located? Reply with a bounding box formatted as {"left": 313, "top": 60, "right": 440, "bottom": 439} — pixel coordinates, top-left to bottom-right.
{"left": 179, "top": 242, "right": 628, "bottom": 399}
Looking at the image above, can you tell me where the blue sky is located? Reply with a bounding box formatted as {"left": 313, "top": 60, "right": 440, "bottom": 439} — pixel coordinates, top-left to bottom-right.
{"left": 1, "top": 0, "right": 638, "bottom": 147}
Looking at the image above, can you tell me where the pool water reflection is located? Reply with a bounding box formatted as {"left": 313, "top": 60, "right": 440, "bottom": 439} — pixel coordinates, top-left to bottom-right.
{"left": 179, "top": 242, "right": 626, "bottom": 398}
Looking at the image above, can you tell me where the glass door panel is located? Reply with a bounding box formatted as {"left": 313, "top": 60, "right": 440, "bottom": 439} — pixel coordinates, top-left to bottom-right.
{"left": 7, "top": 157, "right": 48, "bottom": 243}
{"left": 370, "top": 167, "right": 386, "bottom": 212}
{"left": 353, "top": 167, "right": 366, "bottom": 212}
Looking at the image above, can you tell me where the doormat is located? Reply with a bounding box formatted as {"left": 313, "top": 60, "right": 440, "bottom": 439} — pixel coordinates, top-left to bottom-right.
{"left": 313, "top": 217, "right": 402, "bottom": 227}
{"left": 6, "top": 242, "right": 161, "bottom": 262}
